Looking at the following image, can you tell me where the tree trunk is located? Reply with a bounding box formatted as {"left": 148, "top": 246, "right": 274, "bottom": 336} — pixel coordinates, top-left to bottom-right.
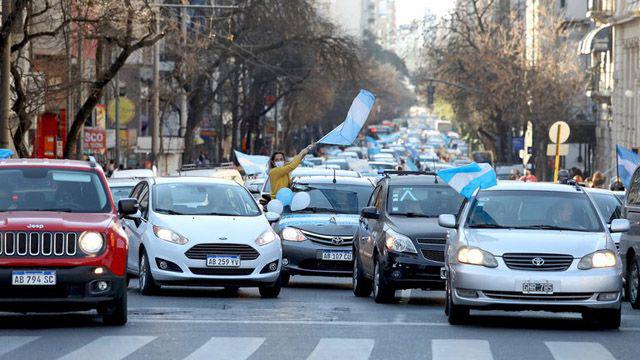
{"left": 10, "top": 63, "right": 30, "bottom": 157}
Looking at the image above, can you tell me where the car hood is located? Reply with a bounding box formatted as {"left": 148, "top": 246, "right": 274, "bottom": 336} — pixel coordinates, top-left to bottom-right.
{"left": 153, "top": 214, "right": 268, "bottom": 243}
{"left": 463, "top": 229, "right": 609, "bottom": 257}
{"left": 387, "top": 216, "right": 448, "bottom": 239}
{"left": 277, "top": 213, "right": 359, "bottom": 236}
{"left": 0, "top": 212, "right": 115, "bottom": 232}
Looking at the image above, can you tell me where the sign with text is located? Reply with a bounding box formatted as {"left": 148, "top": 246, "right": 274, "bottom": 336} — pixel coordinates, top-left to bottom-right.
{"left": 83, "top": 127, "right": 106, "bottom": 154}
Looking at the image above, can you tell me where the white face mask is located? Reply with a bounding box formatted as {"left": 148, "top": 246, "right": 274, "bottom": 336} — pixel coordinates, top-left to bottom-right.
{"left": 275, "top": 161, "right": 285, "bottom": 167}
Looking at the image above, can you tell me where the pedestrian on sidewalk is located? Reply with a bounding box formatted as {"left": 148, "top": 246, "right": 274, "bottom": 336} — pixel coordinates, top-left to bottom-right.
{"left": 268, "top": 143, "right": 315, "bottom": 198}
{"left": 590, "top": 171, "right": 606, "bottom": 188}
{"left": 519, "top": 169, "right": 537, "bottom": 182}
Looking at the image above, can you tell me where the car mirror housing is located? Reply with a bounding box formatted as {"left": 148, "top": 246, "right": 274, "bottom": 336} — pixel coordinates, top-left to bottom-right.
{"left": 610, "top": 219, "right": 630, "bottom": 233}
{"left": 118, "top": 198, "right": 139, "bottom": 216}
{"left": 438, "top": 214, "right": 457, "bottom": 229}
{"left": 265, "top": 211, "right": 280, "bottom": 223}
{"left": 361, "top": 207, "right": 379, "bottom": 220}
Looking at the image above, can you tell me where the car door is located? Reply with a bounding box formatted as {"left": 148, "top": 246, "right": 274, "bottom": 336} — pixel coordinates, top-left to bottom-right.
{"left": 125, "top": 182, "right": 150, "bottom": 273}
{"left": 358, "top": 185, "right": 380, "bottom": 270}
{"left": 363, "top": 184, "right": 386, "bottom": 276}
{"left": 622, "top": 169, "right": 640, "bottom": 274}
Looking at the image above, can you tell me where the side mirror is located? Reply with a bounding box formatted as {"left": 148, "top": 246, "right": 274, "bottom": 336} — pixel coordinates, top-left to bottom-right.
{"left": 118, "top": 198, "right": 139, "bottom": 217}
{"left": 610, "top": 219, "right": 630, "bottom": 233}
{"left": 361, "top": 206, "right": 380, "bottom": 220}
{"left": 265, "top": 211, "right": 280, "bottom": 223}
{"left": 438, "top": 214, "right": 457, "bottom": 229}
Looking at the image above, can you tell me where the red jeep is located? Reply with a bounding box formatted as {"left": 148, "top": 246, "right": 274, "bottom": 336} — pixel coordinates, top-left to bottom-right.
{"left": 0, "top": 158, "right": 138, "bottom": 325}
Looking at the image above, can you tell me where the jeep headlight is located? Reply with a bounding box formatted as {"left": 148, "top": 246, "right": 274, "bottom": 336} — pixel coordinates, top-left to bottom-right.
{"left": 153, "top": 225, "right": 189, "bottom": 245}
{"left": 456, "top": 246, "right": 498, "bottom": 268}
{"left": 256, "top": 229, "right": 279, "bottom": 246}
{"left": 79, "top": 231, "right": 104, "bottom": 255}
{"left": 281, "top": 227, "right": 306, "bottom": 242}
{"left": 578, "top": 250, "right": 617, "bottom": 270}
{"left": 385, "top": 228, "right": 417, "bottom": 254}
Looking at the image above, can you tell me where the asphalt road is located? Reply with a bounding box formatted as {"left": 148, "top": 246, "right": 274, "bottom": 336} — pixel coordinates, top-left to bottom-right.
{"left": 1, "top": 276, "right": 639, "bottom": 360}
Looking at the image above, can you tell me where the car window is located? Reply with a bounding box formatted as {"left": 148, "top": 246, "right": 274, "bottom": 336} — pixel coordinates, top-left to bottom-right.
{"left": 387, "top": 185, "right": 463, "bottom": 217}
{"left": 590, "top": 192, "right": 622, "bottom": 224}
{"left": 627, "top": 168, "right": 640, "bottom": 206}
{"left": 153, "top": 183, "right": 261, "bottom": 216}
{"left": 138, "top": 183, "right": 149, "bottom": 219}
{"left": 111, "top": 186, "right": 135, "bottom": 204}
{"left": 0, "top": 168, "right": 111, "bottom": 213}
{"left": 374, "top": 185, "right": 385, "bottom": 210}
{"left": 368, "top": 186, "right": 381, "bottom": 207}
{"left": 466, "top": 190, "right": 603, "bottom": 232}
{"left": 288, "top": 183, "right": 373, "bottom": 214}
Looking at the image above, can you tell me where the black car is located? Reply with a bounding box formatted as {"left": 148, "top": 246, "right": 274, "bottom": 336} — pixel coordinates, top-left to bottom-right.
{"left": 352, "top": 172, "right": 463, "bottom": 303}
{"left": 274, "top": 176, "right": 374, "bottom": 284}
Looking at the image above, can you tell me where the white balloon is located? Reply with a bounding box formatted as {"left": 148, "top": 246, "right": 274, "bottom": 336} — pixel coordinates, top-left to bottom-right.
{"left": 290, "top": 192, "right": 311, "bottom": 211}
{"left": 267, "top": 199, "right": 284, "bottom": 214}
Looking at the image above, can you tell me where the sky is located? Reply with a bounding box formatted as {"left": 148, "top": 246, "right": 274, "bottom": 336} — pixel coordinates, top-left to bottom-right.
{"left": 395, "top": 0, "right": 455, "bottom": 25}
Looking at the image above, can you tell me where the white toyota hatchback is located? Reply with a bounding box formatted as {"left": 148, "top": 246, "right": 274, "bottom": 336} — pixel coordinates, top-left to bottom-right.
{"left": 123, "top": 177, "right": 282, "bottom": 298}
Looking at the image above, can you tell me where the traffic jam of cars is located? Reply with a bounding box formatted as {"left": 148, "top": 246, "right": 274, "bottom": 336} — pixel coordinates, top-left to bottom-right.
{"left": 0, "top": 118, "right": 639, "bottom": 333}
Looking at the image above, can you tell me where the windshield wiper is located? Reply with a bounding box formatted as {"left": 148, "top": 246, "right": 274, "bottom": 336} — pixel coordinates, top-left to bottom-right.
{"left": 468, "top": 223, "right": 510, "bottom": 229}
{"left": 398, "top": 212, "right": 433, "bottom": 218}
{"left": 155, "top": 208, "right": 186, "bottom": 215}
{"left": 515, "top": 224, "right": 588, "bottom": 231}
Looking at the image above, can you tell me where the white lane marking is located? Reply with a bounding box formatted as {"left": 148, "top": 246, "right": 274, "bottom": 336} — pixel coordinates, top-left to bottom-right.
{"left": 0, "top": 336, "right": 39, "bottom": 356}
{"left": 184, "top": 337, "right": 265, "bottom": 360}
{"left": 307, "top": 339, "right": 375, "bottom": 360}
{"left": 57, "top": 336, "right": 156, "bottom": 360}
{"left": 432, "top": 339, "right": 493, "bottom": 360}
{"left": 545, "top": 342, "right": 616, "bottom": 360}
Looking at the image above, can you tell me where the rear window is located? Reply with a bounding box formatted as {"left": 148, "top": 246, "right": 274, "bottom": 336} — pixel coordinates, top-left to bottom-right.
{"left": 0, "top": 168, "right": 111, "bottom": 213}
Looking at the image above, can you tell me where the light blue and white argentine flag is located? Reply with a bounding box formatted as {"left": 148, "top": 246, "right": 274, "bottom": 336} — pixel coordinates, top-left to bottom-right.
{"left": 616, "top": 145, "right": 640, "bottom": 187}
{"left": 0, "top": 148, "right": 13, "bottom": 159}
{"left": 437, "top": 162, "right": 498, "bottom": 199}
{"left": 234, "top": 150, "right": 269, "bottom": 175}
{"left": 318, "top": 89, "right": 375, "bottom": 146}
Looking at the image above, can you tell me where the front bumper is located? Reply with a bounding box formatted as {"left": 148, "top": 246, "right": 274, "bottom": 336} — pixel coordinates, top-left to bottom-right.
{"left": 282, "top": 240, "right": 352, "bottom": 277}
{"left": 450, "top": 261, "right": 623, "bottom": 311}
{"left": 0, "top": 266, "right": 125, "bottom": 312}
{"left": 381, "top": 251, "right": 445, "bottom": 290}
{"left": 146, "top": 239, "right": 282, "bottom": 287}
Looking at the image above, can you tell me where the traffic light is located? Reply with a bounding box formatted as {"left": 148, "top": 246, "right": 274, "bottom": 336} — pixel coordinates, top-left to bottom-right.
{"left": 427, "top": 85, "right": 435, "bottom": 106}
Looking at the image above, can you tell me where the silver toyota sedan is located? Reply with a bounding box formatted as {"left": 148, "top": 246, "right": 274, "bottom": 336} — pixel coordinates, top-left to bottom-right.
{"left": 438, "top": 182, "right": 629, "bottom": 329}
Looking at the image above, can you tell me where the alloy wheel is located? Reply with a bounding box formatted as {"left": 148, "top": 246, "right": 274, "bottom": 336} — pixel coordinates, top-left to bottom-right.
{"left": 352, "top": 259, "right": 358, "bottom": 289}
{"left": 139, "top": 254, "right": 147, "bottom": 290}
{"left": 631, "top": 262, "right": 639, "bottom": 303}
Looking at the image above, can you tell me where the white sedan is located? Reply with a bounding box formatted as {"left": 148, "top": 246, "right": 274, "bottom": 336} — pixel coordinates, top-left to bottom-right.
{"left": 123, "top": 177, "right": 282, "bottom": 298}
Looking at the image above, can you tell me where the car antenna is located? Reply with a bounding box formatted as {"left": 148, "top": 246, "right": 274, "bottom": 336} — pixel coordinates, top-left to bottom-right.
{"left": 333, "top": 169, "right": 337, "bottom": 184}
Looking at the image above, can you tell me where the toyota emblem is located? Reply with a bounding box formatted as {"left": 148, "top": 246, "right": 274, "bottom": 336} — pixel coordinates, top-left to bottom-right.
{"left": 531, "top": 257, "right": 545, "bottom": 266}
{"left": 331, "top": 237, "right": 344, "bottom": 245}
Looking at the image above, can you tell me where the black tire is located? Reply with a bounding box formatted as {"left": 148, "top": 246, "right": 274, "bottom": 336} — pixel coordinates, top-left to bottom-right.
{"left": 372, "top": 258, "right": 395, "bottom": 303}
{"left": 101, "top": 290, "right": 127, "bottom": 326}
{"left": 279, "top": 272, "right": 291, "bottom": 287}
{"left": 446, "top": 287, "right": 469, "bottom": 325}
{"left": 582, "top": 307, "right": 621, "bottom": 330}
{"left": 353, "top": 255, "right": 373, "bottom": 297}
{"left": 628, "top": 258, "right": 640, "bottom": 309}
{"left": 139, "top": 251, "right": 160, "bottom": 295}
{"left": 259, "top": 282, "right": 281, "bottom": 298}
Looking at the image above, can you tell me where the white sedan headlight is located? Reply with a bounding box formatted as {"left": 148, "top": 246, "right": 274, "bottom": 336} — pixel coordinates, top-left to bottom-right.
{"left": 578, "top": 250, "right": 617, "bottom": 270}
{"left": 385, "top": 228, "right": 417, "bottom": 254}
{"left": 281, "top": 227, "right": 306, "bottom": 242}
{"left": 256, "top": 229, "right": 279, "bottom": 246}
{"left": 153, "top": 225, "right": 189, "bottom": 245}
{"left": 456, "top": 246, "right": 498, "bottom": 268}
{"left": 79, "top": 231, "right": 104, "bottom": 255}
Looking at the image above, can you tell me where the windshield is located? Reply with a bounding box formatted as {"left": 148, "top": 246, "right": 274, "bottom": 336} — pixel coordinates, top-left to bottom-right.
{"left": 0, "top": 168, "right": 111, "bottom": 213}
{"left": 153, "top": 183, "right": 261, "bottom": 216}
{"left": 110, "top": 186, "right": 134, "bottom": 203}
{"left": 590, "top": 192, "right": 622, "bottom": 224}
{"left": 466, "top": 190, "right": 603, "bottom": 232}
{"left": 388, "top": 185, "right": 463, "bottom": 217}
{"left": 287, "top": 183, "right": 373, "bottom": 214}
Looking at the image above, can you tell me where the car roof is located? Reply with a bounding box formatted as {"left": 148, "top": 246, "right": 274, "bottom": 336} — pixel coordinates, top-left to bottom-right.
{"left": 0, "top": 158, "right": 96, "bottom": 170}
{"left": 294, "top": 176, "right": 374, "bottom": 186}
{"left": 383, "top": 174, "right": 443, "bottom": 186}
{"left": 583, "top": 187, "right": 615, "bottom": 195}
{"left": 290, "top": 168, "right": 360, "bottom": 178}
{"left": 153, "top": 176, "right": 241, "bottom": 186}
{"left": 107, "top": 178, "right": 141, "bottom": 187}
{"left": 111, "top": 168, "right": 154, "bottom": 179}
{"left": 482, "top": 182, "right": 582, "bottom": 193}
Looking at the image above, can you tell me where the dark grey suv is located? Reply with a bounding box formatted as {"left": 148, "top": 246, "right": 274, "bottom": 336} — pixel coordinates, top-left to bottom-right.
{"left": 620, "top": 167, "right": 640, "bottom": 309}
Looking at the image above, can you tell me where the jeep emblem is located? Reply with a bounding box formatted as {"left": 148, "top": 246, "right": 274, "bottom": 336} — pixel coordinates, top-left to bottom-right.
{"left": 27, "top": 224, "right": 44, "bottom": 230}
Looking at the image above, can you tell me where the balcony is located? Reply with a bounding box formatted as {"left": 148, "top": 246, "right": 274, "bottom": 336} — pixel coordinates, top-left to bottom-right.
{"left": 587, "top": 0, "right": 614, "bottom": 22}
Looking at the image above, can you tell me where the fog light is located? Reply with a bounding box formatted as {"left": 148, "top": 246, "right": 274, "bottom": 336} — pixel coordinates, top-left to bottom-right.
{"left": 97, "top": 281, "right": 108, "bottom": 291}
{"left": 269, "top": 262, "right": 278, "bottom": 271}
{"left": 282, "top": 258, "right": 289, "bottom": 266}
{"left": 94, "top": 267, "right": 104, "bottom": 275}
{"left": 597, "top": 292, "right": 619, "bottom": 301}
{"left": 158, "top": 260, "right": 168, "bottom": 270}
{"left": 456, "top": 289, "right": 479, "bottom": 298}
{"left": 391, "top": 270, "right": 402, "bottom": 279}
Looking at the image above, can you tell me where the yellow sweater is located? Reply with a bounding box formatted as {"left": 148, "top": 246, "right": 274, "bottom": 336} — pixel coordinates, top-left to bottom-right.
{"left": 269, "top": 154, "right": 303, "bottom": 198}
